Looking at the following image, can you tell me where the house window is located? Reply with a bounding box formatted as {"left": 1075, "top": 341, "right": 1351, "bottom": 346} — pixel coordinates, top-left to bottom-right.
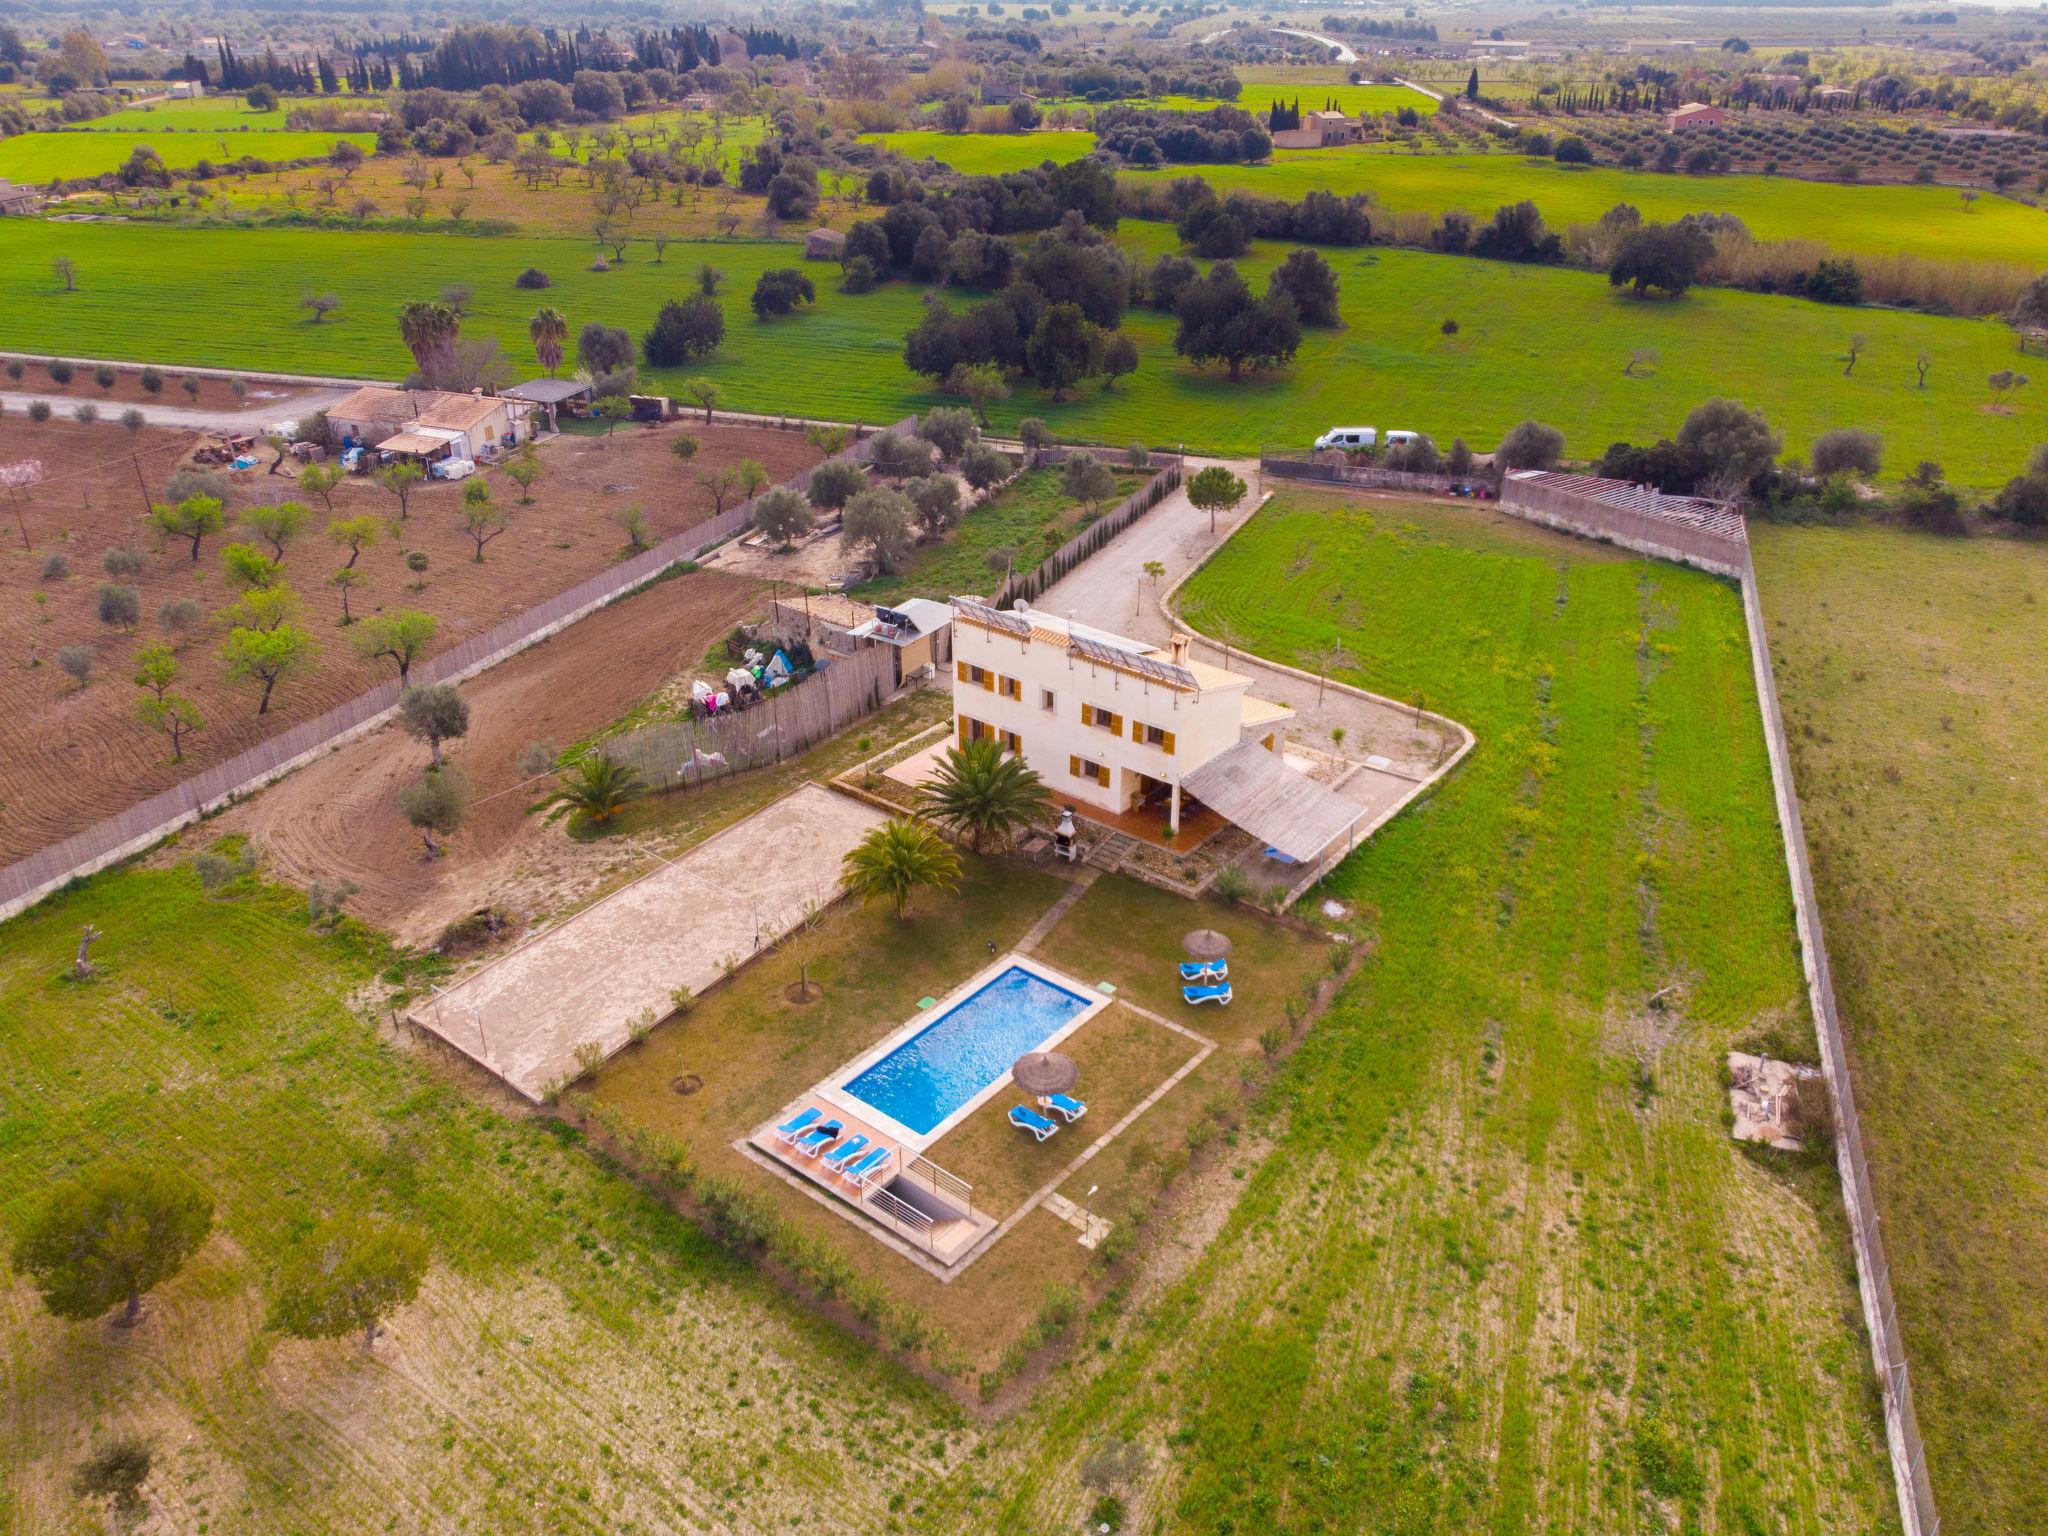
{"left": 960, "top": 715, "right": 993, "bottom": 744}
{"left": 1135, "top": 721, "right": 1176, "bottom": 755}
{"left": 956, "top": 661, "right": 996, "bottom": 692}
{"left": 1040, "top": 688, "right": 1056, "bottom": 712}
{"left": 1080, "top": 702, "right": 1123, "bottom": 735}
{"left": 1002, "top": 728, "right": 1022, "bottom": 754}
{"left": 1067, "top": 755, "right": 1109, "bottom": 787}
{"left": 999, "top": 674, "right": 1022, "bottom": 701}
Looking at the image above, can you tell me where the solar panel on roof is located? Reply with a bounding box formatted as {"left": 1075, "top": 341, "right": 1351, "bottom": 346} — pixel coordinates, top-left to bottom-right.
{"left": 949, "top": 597, "right": 1030, "bottom": 636}
{"left": 1068, "top": 633, "right": 1198, "bottom": 689}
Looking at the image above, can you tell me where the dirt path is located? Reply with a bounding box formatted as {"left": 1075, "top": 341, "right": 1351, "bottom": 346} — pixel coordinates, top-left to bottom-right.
{"left": 214, "top": 569, "right": 763, "bottom": 944}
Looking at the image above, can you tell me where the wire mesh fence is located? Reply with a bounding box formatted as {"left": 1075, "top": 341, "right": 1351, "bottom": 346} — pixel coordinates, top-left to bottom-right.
{"left": 0, "top": 418, "right": 917, "bottom": 922}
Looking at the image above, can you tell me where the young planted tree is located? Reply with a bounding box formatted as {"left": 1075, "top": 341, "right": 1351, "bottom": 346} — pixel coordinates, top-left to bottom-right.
{"left": 135, "top": 693, "right": 204, "bottom": 761}
{"left": 613, "top": 503, "right": 652, "bottom": 552}
{"left": 751, "top": 487, "right": 813, "bottom": 545}
{"left": 12, "top": 1164, "right": 214, "bottom": 1327}
{"left": 220, "top": 621, "right": 317, "bottom": 713}
{"left": 736, "top": 458, "right": 770, "bottom": 502}
{"left": 266, "top": 1215, "right": 430, "bottom": 1352}
{"left": 297, "top": 461, "right": 344, "bottom": 516}
{"left": 353, "top": 608, "right": 438, "bottom": 681}
{"left": 804, "top": 458, "right": 866, "bottom": 514}
{"left": 398, "top": 682, "right": 469, "bottom": 766}
{"left": 397, "top": 766, "right": 469, "bottom": 856}
{"left": 243, "top": 500, "right": 310, "bottom": 559}
{"left": 842, "top": 486, "right": 915, "bottom": 572}
{"left": 503, "top": 443, "right": 542, "bottom": 503}
{"left": 696, "top": 465, "right": 744, "bottom": 515}
{"left": 376, "top": 459, "right": 425, "bottom": 521}
{"left": 840, "top": 818, "right": 962, "bottom": 920}
{"left": 221, "top": 542, "right": 284, "bottom": 592}
{"left": 132, "top": 644, "right": 178, "bottom": 702}
{"left": 595, "top": 395, "right": 634, "bottom": 439}
{"left": 1186, "top": 465, "right": 1248, "bottom": 533}
{"left": 148, "top": 494, "right": 225, "bottom": 561}
{"left": 458, "top": 480, "right": 509, "bottom": 560}
{"left": 1060, "top": 451, "right": 1116, "bottom": 516}
{"left": 325, "top": 513, "right": 381, "bottom": 568}
{"left": 918, "top": 738, "right": 1052, "bottom": 852}
{"left": 945, "top": 362, "right": 1009, "bottom": 427}
{"left": 959, "top": 443, "right": 1014, "bottom": 502}
{"left": 682, "top": 376, "right": 720, "bottom": 423}
{"left": 96, "top": 583, "right": 140, "bottom": 632}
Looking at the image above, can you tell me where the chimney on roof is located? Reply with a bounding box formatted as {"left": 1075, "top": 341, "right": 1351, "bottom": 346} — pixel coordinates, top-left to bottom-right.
{"left": 1170, "top": 633, "right": 1191, "bottom": 664}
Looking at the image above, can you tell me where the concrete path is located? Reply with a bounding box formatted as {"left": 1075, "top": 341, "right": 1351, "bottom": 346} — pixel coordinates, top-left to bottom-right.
{"left": 1033, "top": 459, "right": 1462, "bottom": 782}
{"left": 0, "top": 385, "right": 354, "bottom": 435}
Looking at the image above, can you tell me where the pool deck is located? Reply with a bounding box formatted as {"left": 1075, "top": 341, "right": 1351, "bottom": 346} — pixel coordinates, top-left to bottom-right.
{"left": 740, "top": 952, "right": 1109, "bottom": 1269}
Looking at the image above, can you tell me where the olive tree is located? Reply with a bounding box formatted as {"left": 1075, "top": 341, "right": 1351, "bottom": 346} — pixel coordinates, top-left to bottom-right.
{"left": 266, "top": 1215, "right": 430, "bottom": 1353}
{"left": 398, "top": 682, "right": 469, "bottom": 767}
{"left": 12, "top": 1165, "right": 214, "bottom": 1327}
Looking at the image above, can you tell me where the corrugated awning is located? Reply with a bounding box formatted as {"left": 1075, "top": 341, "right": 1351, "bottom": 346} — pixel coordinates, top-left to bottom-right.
{"left": 1182, "top": 740, "right": 1362, "bottom": 864}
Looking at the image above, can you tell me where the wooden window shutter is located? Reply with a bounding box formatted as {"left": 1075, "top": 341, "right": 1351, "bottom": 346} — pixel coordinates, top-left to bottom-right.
{"left": 1130, "top": 716, "right": 1142, "bottom": 741}
{"left": 1163, "top": 731, "right": 1176, "bottom": 755}
{"left": 956, "top": 660, "right": 969, "bottom": 683}
{"left": 1081, "top": 702, "right": 1094, "bottom": 726}
{"left": 1069, "top": 754, "right": 1081, "bottom": 778}
{"left": 981, "top": 668, "right": 994, "bottom": 692}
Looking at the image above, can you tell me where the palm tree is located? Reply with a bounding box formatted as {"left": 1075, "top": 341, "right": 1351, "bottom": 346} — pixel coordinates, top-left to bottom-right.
{"left": 395, "top": 300, "right": 459, "bottom": 380}
{"left": 530, "top": 306, "right": 568, "bottom": 378}
{"left": 556, "top": 753, "right": 644, "bottom": 826}
{"left": 918, "top": 738, "right": 1052, "bottom": 853}
{"left": 841, "top": 819, "right": 961, "bottom": 920}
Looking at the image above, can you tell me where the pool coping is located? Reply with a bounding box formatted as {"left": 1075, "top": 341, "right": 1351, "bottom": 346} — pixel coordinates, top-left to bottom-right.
{"left": 813, "top": 952, "right": 1110, "bottom": 1156}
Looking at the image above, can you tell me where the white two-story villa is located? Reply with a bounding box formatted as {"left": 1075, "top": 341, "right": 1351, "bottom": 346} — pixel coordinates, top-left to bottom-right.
{"left": 948, "top": 597, "right": 1303, "bottom": 837}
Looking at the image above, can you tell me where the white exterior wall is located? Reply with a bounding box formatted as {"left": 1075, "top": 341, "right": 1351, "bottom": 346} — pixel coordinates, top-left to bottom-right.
{"left": 951, "top": 621, "right": 1246, "bottom": 816}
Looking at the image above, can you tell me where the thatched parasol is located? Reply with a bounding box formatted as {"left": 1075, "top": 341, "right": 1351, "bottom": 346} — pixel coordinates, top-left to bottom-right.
{"left": 1183, "top": 928, "right": 1233, "bottom": 961}
{"left": 1012, "top": 1050, "right": 1079, "bottom": 1096}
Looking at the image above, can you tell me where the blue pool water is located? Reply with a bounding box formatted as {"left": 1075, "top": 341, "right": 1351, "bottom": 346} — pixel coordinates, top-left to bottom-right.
{"left": 842, "top": 966, "right": 1093, "bottom": 1136}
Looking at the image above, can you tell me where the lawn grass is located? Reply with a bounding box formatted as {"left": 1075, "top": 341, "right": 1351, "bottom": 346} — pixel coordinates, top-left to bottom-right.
{"left": 0, "top": 862, "right": 950, "bottom": 1531}
{"left": 1129, "top": 150, "right": 2048, "bottom": 267}
{"left": 926, "top": 491, "right": 1897, "bottom": 1534}
{"left": 853, "top": 463, "right": 1147, "bottom": 604}
{"left": 1751, "top": 520, "right": 2048, "bottom": 1536}
{"left": 866, "top": 128, "right": 1099, "bottom": 175}
{"left": 2, "top": 218, "right": 2037, "bottom": 485}
{"left": 0, "top": 127, "right": 377, "bottom": 180}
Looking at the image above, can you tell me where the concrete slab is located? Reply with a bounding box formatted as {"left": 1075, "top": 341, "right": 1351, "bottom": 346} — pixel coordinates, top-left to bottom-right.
{"left": 411, "top": 783, "right": 889, "bottom": 1100}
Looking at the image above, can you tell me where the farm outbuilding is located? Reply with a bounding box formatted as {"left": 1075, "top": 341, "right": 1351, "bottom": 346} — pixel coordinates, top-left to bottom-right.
{"left": 1666, "top": 102, "right": 1728, "bottom": 131}
{"left": 804, "top": 228, "right": 848, "bottom": 261}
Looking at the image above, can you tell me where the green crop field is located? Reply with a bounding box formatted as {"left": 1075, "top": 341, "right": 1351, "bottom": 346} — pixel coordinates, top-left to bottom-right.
{"left": 1752, "top": 521, "right": 2048, "bottom": 1536}
{"left": 1236, "top": 81, "right": 1438, "bottom": 116}
{"left": 866, "top": 127, "right": 1097, "bottom": 174}
{"left": 0, "top": 219, "right": 2038, "bottom": 483}
{"left": 0, "top": 127, "right": 377, "bottom": 181}
{"left": 1132, "top": 150, "right": 2048, "bottom": 269}
{"left": 80, "top": 95, "right": 386, "bottom": 132}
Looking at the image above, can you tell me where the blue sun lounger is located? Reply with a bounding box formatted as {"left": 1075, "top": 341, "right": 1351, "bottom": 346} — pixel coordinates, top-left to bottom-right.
{"left": 820, "top": 1134, "right": 870, "bottom": 1171}
{"left": 844, "top": 1146, "right": 894, "bottom": 1189}
{"left": 1179, "top": 959, "right": 1227, "bottom": 982}
{"left": 1183, "top": 982, "right": 1233, "bottom": 1007}
{"left": 771, "top": 1106, "right": 821, "bottom": 1145}
{"left": 1010, "top": 1104, "right": 1060, "bottom": 1141}
{"left": 1038, "top": 1092, "right": 1087, "bottom": 1124}
{"left": 791, "top": 1122, "right": 843, "bottom": 1156}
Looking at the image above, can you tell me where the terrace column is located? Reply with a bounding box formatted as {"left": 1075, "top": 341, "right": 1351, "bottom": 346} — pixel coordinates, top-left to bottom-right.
{"left": 1168, "top": 779, "right": 1181, "bottom": 835}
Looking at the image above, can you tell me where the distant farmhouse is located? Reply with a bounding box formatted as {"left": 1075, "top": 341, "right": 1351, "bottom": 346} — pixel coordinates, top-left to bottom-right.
{"left": 1666, "top": 101, "right": 1728, "bottom": 131}
{"left": 1272, "top": 109, "right": 1366, "bottom": 149}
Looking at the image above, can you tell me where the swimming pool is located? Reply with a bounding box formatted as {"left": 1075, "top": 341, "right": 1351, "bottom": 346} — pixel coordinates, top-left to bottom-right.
{"left": 841, "top": 964, "right": 1095, "bottom": 1137}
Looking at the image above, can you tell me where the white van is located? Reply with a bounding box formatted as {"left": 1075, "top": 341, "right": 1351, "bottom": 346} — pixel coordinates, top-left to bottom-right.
{"left": 1382, "top": 430, "right": 1421, "bottom": 448}
{"left": 1314, "top": 426, "right": 1376, "bottom": 452}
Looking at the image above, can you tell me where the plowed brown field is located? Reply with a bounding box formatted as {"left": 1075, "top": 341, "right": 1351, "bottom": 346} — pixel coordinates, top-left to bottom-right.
{"left": 0, "top": 414, "right": 812, "bottom": 864}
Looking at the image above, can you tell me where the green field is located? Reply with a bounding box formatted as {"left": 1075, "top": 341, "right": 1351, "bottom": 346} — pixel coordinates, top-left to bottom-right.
{"left": 1134, "top": 151, "right": 2048, "bottom": 269}
{"left": 1752, "top": 521, "right": 2048, "bottom": 1535}
{"left": 82, "top": 95, "right": 385, "bottom": 132}
{"left": 0, "top": 127, "right": 377, "bottom": 181}
{"left": 0, "top": 495, "right": 1899, "bottom": 1532}
{"left": 0, "top": 219, "right": 2039, "bottom": 483}
{"left": 1035, "top": 83, "right": 1436, "bottom": 117}
{"left": 866, "top": 128, "right": 1098, "bottom": 174}
{"left": 952, "top": 492, "right": 1894, "bottom": 1531}
{"left": 0, "top": 865, "right": 945, "bottom": 1530}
